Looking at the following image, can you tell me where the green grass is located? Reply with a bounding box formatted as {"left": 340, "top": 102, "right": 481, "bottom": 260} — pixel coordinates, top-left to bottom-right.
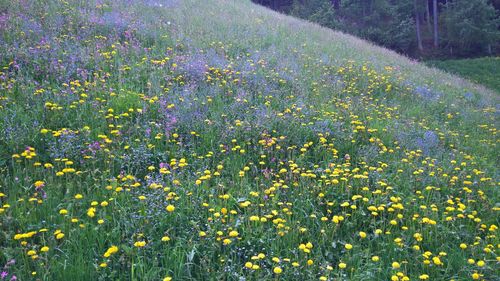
{"left": 426, "top": 57, "right": 500, "bottom": 93}
{"left": 0, "top": 0, "right": 498, "bottom": 280}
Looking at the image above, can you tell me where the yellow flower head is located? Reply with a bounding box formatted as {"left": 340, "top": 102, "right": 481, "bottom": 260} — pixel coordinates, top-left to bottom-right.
{"left": 103, "top": 245, "right": 119, "bottom": 257}
{"left": 134, "top": 241, "right": 146, "bottom": 248}
{"left": 166, "top": 205, "right": 175, "bottom": 212}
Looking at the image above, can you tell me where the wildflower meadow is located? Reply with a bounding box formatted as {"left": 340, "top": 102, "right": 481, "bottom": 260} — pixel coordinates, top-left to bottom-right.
{"left": 0, "top": 0, "right": 498, "bottom": 280}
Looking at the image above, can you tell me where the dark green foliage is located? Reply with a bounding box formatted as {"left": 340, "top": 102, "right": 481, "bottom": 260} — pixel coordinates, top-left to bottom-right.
{"left": 441, "top": 0, "right": 500, "bottom": 56}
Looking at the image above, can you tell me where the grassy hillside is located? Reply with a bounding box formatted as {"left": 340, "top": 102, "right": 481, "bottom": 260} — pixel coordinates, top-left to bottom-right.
{"left": 426, "top": 57, "right": 500, "bottom": 93}
{"left": 0, "top": 0, "right": 498, "bottom": 280}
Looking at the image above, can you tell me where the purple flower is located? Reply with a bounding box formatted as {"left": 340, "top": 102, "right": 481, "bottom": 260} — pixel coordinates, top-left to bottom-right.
{"left": 1, "top": 272, "right": 8, "bottom": 279}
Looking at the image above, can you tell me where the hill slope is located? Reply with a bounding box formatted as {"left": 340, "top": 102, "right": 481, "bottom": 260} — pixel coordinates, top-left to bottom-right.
{"left": 0, "top": 0, "right": 498, "bottom": 280}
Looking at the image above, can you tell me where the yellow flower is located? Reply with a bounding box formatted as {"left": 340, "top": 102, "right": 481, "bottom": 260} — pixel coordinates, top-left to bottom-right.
{"left": 432, "top": 256, "right": 442, "bottom": 266}
{"left": 273, "top": 267, "right": 282, "bottom": 274}
{"left": 34, "top": 181, "right": 45, "bottom": 188}
{"left": 476, "top": 260, "right": 485, "bottom": 267}
{"left": 338, "top": 262, "right": 347, "bottom": 269}
{"left": 459, "top": 243, "right": 467, "bottom": 249}
{"left": 359, "top": 231, "right": 367, "bottom": 238}
{"left": 419, "top": 274, "right": 429, "bottom": 280}
{"left": 161, "top": 236, "right": 171, "bottom": 242}
{"left": 245, "top": 262, "right": 253, "bottom": 269}
{"left": 392, "top": 261, "right": 400, "bottom": 269}
{"left": 345, "top": 243, "right": 353, "bottom": 250}
{"left": 163, "top": 277, "right": 172, "bottom": 281}
{"left": 199, "top": 231, "right": 207, "bottom": 237}
{"left": 87, "top": 207, "right": 96, "bottom": 218}
{"left": 249, "top": 215, "right": 259, "bottom": 221}
{"left": 134, "top": 241, "right": 146, "bottom": 247}
{"left": 104, "top": 245, "right": 119, "bottom": 257}
{"left": 100, "top": 263, "right": 107, "bottom": 268}
{"left": 14, "top": 231, "right": 37, "bottom": 240}
{"left": 372, "top": 256, "right": 379, "bottom": 262}
{"left": 166, "top": 205, "right": 175, "bottom": 212}
{"left": 40, "top": 246, "right": 49, "bottom": 252}
{"left": 228, "top": 230, "right": 239, "bottom": 237}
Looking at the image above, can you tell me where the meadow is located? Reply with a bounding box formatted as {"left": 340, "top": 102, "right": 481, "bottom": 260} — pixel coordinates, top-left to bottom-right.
{"left": 0, "top": 0, "right": 498, "bottom": 280}
{"left": 426, "top": 57, "right": 500, "bottom": 93}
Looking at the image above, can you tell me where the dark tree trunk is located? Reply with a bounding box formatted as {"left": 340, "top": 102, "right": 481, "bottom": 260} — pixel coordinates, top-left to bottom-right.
{"left": 433, "top": 0, "right": 439, "bottom": 47}
{"left": 425, "top": 0, "right": 432, "bottom": 32}
{"left": 415, "top": 0, "right": 424, "bottom": 51}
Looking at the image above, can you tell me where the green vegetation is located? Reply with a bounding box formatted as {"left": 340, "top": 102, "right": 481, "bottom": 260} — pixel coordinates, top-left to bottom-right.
{"left": 427, "top": 57, "right": 500, "bottom": 92}
{"left": 0, "top": 0, "right": 498, "bottom": 280}
{"left": 255, "top": 0, "right": 500, "bottom": 58}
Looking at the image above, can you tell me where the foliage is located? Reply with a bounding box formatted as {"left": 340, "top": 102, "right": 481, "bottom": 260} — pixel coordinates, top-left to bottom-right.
{"left": 441, "top": 0, "right": 500, "bottom": 56}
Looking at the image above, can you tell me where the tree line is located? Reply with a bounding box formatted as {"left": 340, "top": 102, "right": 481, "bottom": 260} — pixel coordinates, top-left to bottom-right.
{"left": 253, "top": 0, "right": 500, "bottom": 59}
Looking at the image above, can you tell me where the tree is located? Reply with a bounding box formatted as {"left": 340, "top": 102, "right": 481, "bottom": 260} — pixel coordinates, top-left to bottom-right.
{"left": 433, "top": 0, "right": 439, "bottom": 47}
{"left": 415, "top": 0, "right": 424, "bottom": 51}
{"left": 442, "top": 0, "right": 499, "bottom": 55}
{"left": 425, "top": 0, "right": 432, "bottom": 32}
